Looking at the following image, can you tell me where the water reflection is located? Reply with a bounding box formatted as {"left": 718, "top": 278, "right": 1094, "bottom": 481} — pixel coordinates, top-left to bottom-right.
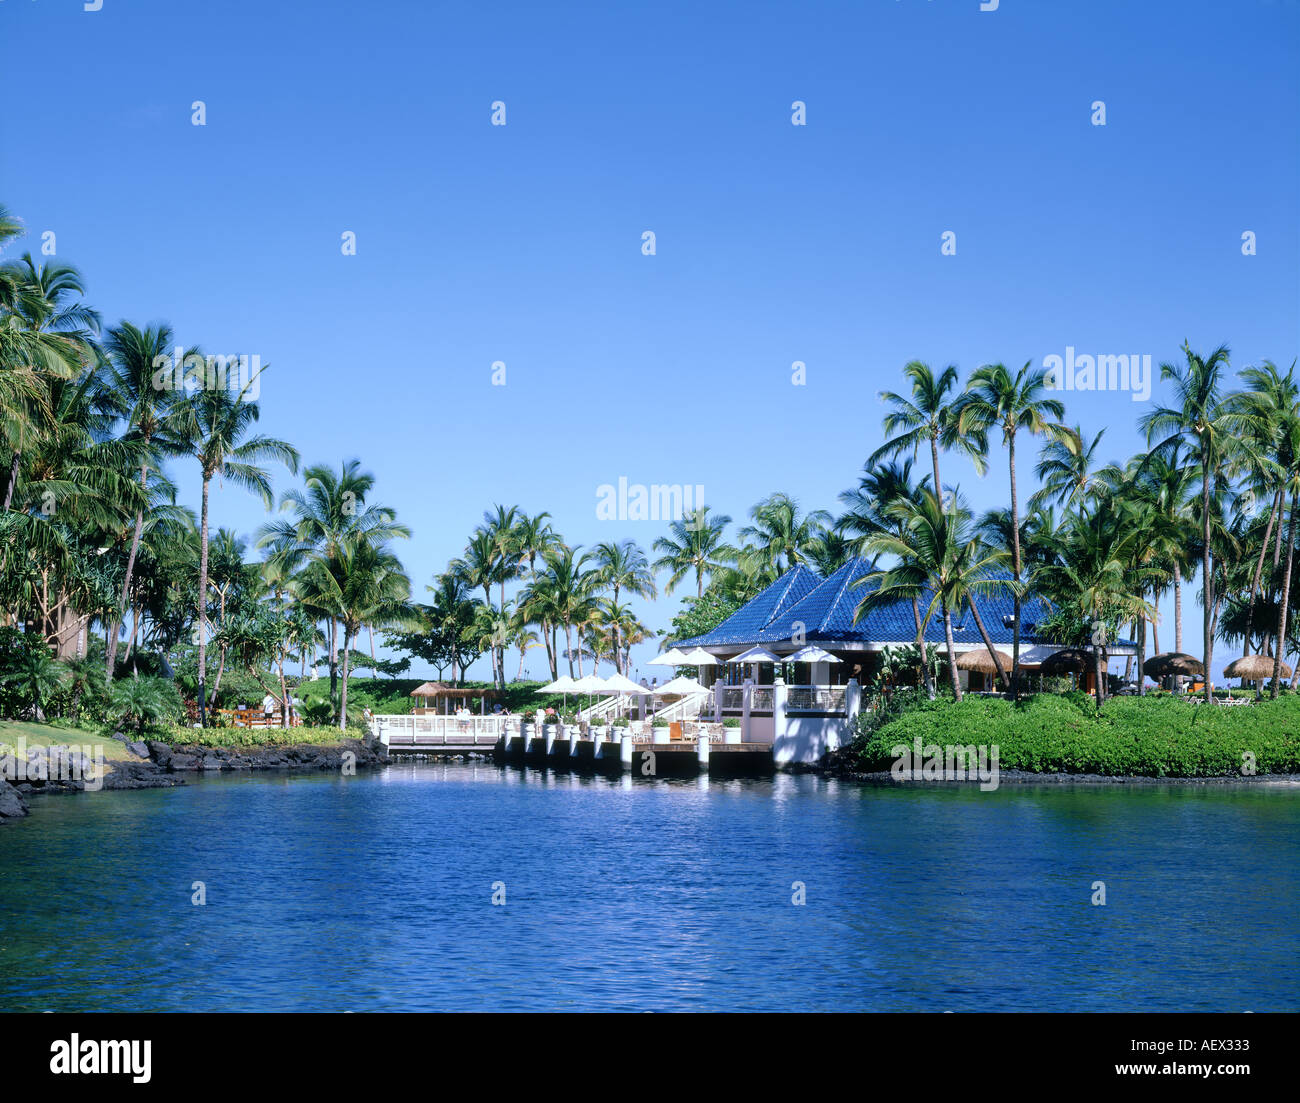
{"left": 0, "top": 763, "right": 1295, "bottom": 1012}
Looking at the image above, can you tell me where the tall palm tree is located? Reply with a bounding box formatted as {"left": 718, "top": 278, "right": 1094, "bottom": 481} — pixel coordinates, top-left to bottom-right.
{"left": 1141, "top": 343, "right": 1260, "bottom": 702}
{"left": 854, "top": 488, "right": 1015, "bottom": 700}
{"left": 870, "top": 360, "right": 989, "bottom": 494}
{"left": 1031, "top": 425, "right": 1106, "bottom": 511}
{"left": 258, "top": 459, "right": 410, "bottom": 698}
{"left": 955, "top": 360, "right": 1066, "bottom": 699}
{"left": 450, "top": 528, "right": 501, "bottom": 686}
{"left": 98, "top": 321, "right": 194, "bottom": 682}
{"left": 302, "top": 540, "right": 413, "bottom": 728}
{"left": 533, "top": 546, "right": 597, "bottom": 678}
{"left": 652, "top": 506, "right": 736, "bottom": 598}
{"left": 0, "top": 255, "right": 99, "bottom": 511}
{"left": 838, "top": 458, "right": 933, "bottom": 695}
{"left": 592, "top": 540, "right": 656, "bottom": 674}
{"left": 738, "top": 493, "right": 831, "bottom": 582}
{"left": 166, "top": 369, "right": 299, "bottom": 723}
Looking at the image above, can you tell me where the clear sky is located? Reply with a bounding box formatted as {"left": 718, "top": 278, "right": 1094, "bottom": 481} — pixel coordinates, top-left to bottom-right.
{"left": 3, "top": 0, "right": 1297, "bottom": 681}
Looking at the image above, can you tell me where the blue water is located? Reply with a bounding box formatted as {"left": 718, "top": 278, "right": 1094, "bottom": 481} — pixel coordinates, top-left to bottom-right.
{"left": 1, "top": 764, "right": 1296, "bottom": 1012}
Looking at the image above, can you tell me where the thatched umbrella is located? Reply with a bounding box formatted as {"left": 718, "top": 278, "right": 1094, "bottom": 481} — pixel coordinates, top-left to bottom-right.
{"left": 956, "top": 649, "right": 1012, "bottom": 672}
{"left": 1223, "top": 655, "right": 1292, "bottom": 682}
{"left": 1039, "top": 647, "right": 1095, "bottom": 675}
{"left": 1143, "top": 652, "right": 1204, "bottom": 679}
{"left": 956, "top": 648, "right": 1012, "bottom": 691}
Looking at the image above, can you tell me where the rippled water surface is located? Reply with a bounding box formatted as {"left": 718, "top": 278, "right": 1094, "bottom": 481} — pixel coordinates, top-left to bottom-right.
{"left": 1, "top": 764, "right": 1296, "bottom": 1011}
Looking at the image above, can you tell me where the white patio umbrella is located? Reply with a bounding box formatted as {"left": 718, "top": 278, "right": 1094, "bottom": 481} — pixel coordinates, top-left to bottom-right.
{"left": 677, "top": 647, "right": 718, "bottom": 666}
{"left": 652, "top": 675, "right": 708, "bottom": 696}
{"left": 647, "top": 647, "right": 690, "bottom": 666}
{"left": 603, "top": 672, "right": 649, "bottom": 694}
{"left": 540, "top": 674, "right": 578, "bottom": 710}
{"left": 729, "top": 645, "right": 782, "bottom": 665}
{"left": 783, "top": 645, "right": 842, "bottom": 664}
{"left": 570, "top": 673, "right": 609, "bottom": 713}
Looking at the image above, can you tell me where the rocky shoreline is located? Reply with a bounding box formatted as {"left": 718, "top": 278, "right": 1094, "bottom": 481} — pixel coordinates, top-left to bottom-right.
{"left": 0, "top": 735, "right": 388, "bottom": 822}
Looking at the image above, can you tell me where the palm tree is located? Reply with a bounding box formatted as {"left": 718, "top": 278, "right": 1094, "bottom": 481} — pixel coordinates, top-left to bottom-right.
{"left": 98, "top": 322, "right": 194, "bottom": 683}
{"left": 0, "top": 255, "right": 100, "bottom": 512}
{"left": 870, "top": 361, "right": 989, "bottom": 495}
{"left": 955, "top": 360, "right": 1065, "bottom": 699}
{"left": 1036, "top": 506, "right": 1155, "bottom": 708}
{"left": 838, "top": 458, "right": 933, "bottom": 695}
{"left": 258, "top": 459, "right": 409, "bottom": 698}
{"left": 533, "top": 546, "right": 597, "bottom": 677}
{"left": 652, "top": 506, "right": 736, "bottom": 598}
{"left": 854, "top": 488, "right": 1015, "bottom": 700}
{"left": 450, "top": 528, "right": 501, "bottom": 686}
{"left": 738, "top": 493, "right": 831, "bottom": 581}
{"left": 303, "top": 539, "right": 413, "bottom": 728}
{"left": 592, "top": 540, "right": 655, "bottom": 673}
{"left": 166, "top": 369, "right": 299, "bottom": 723}
{"left": 1031, "top": 425, "right": 1106, "bottom": 511}
{"left": 1141, "top": 343, "right": 1261, "bottom": 702}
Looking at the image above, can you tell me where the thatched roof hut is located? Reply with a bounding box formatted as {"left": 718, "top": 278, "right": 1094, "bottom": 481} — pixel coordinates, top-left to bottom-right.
{"left": 1143, "top": 652, "right": 1204, "bottom": 678}
{"left": 1223, "top": 655, "right": 1293, "bottom": 680}
{"left": 956, "top": 649, "right": 1012, "bottom": 674}
{"left": 410, "top": 681, "right": 501, "bottom": 713}
{"left": 1039, "top": 648, "right": 1094, "bottom": 675}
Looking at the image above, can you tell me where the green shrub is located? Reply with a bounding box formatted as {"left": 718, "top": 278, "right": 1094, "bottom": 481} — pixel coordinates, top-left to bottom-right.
{"left": 849, "top": 693, "right": 1300, "bottom": 777}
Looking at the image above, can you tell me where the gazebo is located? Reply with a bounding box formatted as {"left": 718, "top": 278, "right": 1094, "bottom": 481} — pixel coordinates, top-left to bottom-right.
{"left": 410, "top": 681, "right": 501, "bottom": 715}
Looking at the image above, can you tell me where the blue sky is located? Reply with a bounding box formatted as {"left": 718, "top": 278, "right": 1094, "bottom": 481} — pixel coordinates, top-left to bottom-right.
{"left": 3, "top": 0, "right": 1297, "bottom": 681}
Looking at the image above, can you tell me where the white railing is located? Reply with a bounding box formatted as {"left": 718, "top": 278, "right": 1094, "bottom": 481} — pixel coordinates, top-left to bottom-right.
{"left": 720, "top": 686, "right": 745, "bottom": 711}
{"left": 787, "top": 686, "right": 847, "bottom": 712}
{"left": 372, "top": 714, "right": 507, "bottom": 745}
{"left": 646, "top": 692, "right": 709, "bottom": 723}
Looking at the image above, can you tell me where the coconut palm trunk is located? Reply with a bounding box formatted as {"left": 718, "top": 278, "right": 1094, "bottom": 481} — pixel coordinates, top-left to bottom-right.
{"left": 1008, "top": 432, "right": 1023, "bottom": 700}
{"left": 911, "top": 596, "right": 935, "bottom": 697}
{"left": 1201, "top": 441, "right": 1214, "bottom": 703}
{"left": 107, "top": 454, "right": 151, "bottom": 683}
{"left": 197, "top": 476, "right": 211, "bottom": 725}
{"left": 1272, "top": 492, "right": 1296, "bottom": 699}
{"left": 941, "top": 598, "right": 962, "bottom": 701}
{"left": 1245, "top": 492, "right": 1281, "bottom": 653}
{"left": 339, "top": 628, "right": 353, "bottom": 729}
{"left": 967, "top": 598, "right": 1009, "bottom": 691}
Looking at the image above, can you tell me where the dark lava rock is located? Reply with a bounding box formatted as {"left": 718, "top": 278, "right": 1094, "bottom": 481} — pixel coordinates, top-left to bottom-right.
{"left": 102, "top": 761, "right": 183, "bottom": 790}
{"left": 0, "top": 778, "right": 27, "bottom": 819}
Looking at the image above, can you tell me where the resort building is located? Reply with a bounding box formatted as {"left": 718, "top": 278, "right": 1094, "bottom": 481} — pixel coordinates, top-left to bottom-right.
{"left": 671, "top": 557, "right": 1137, "bottom": 764}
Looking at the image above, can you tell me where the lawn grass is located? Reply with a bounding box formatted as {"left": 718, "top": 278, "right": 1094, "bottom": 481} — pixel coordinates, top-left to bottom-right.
{"left": 0, "top": 720, "right": 136, "bottom": 763}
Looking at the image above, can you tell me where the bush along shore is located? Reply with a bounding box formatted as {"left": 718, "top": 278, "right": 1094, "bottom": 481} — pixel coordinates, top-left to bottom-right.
{"left": 825, "top": 692, "right": 1300, "bottom": 782}
{"left": 0, "top": 727, "right": 387, "bottom": 822}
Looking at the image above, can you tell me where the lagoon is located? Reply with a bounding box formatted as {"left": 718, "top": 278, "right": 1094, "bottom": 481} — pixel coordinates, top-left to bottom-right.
{"left": 0, "top": 765, "right": 1296, "bottom": 1012}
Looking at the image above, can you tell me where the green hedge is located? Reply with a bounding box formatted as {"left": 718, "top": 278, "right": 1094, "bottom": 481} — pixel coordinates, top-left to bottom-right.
{"left": 849, "top": 692, "right": 1300, "bottom": 777}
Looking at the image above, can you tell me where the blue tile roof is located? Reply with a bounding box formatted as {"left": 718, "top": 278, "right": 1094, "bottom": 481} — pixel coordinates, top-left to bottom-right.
{"left": 674, "top": 565, "right": 821, "bottom": 647}
{"left": 680, "top": 557, "right": 1071, "bottom": 649}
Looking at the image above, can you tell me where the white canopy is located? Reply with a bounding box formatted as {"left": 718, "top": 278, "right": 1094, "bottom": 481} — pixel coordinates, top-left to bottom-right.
{"left": 647, "top": 647, "right": 689, "bottom": 666}
{"left": 652, "top": 676, "right": 708, "bottom": 697}
{"left": 677, "top": 647, "right": 718, "bottom": 666}
{"left": 783, "top": 645, "right": 842, "bottom": 664}
{"left": 570, "top": 674, "right": 608, "bottom": 693}
{"left": 729, "top": 646, "right": 782, "bottom": 665}
{"left": 602, "top": 672, "right": 649, "bottom": 695}
{"left": 540, "top": 675, "right": 578, "bottom": 692}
